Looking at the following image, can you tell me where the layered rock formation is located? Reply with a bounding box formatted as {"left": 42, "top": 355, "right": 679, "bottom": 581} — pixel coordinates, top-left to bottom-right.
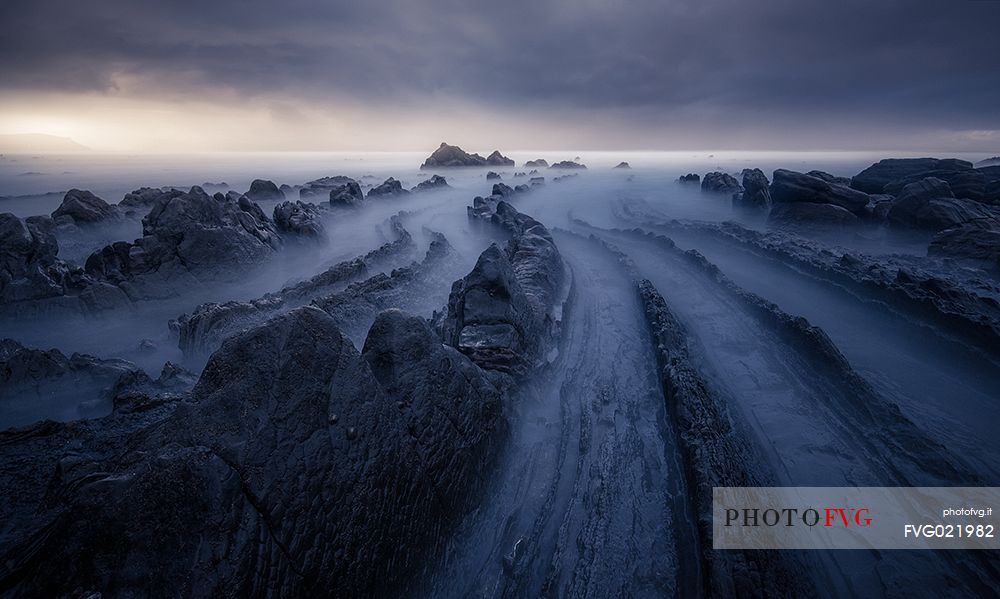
{"left": 732, "top": 168, "right": 771, "bottom": 210}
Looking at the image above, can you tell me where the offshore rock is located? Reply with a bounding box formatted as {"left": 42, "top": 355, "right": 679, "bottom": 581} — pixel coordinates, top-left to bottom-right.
{"left": 678, "top": 173, "right": 700, "bottom": 184}
{"left": 329, "top": 179, "right": 365, "bottom": 207}
{"left": 614, "top": 161, "right": 631, "bottom": 169}
{"left": 421, "top": 142, "right": 489, "bottom": 168}
{"left": 486, "top": 171, "right": 501, "bottom": 180}
{"left": 524, "top": 159, "right": 548, "bottom": 168}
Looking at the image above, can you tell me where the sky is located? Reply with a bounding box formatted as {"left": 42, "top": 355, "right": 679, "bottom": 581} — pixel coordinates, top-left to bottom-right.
{"left": 1, "top": 0, "right": 998, "bottom": 153}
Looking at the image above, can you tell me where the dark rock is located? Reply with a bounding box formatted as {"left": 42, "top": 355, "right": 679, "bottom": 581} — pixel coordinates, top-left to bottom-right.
{"left": 492, "top": 183, "right": 515, "bottom": 197}
{"left": 411, "top": 174, "right": 449, "bottom": 192}
{"left": 528, "top": 169, "right": 540, "bottom": 175}
{"left": 486, "top": 171, "right": 502, "bottom": 180}
{"left": 614, "top": 162, "right": 631, "bottom": 169}
{"left": 51, "top": 189, "right": 119, "bottom": 225}
{"left": 514, "top": 172, "right": 526, "bottom": 178}
{"left": 805, "top": 170, "right": 852, "bottom": 187}
{"left": 420, "top": 142, "right": 488, "bottom": 168}
{"left": 550, "top": 161, "right": 587, "bottom": 170}
{"left": 1, "top": 212, "right": 72, "bottom": 303}
{"left": 976, "top": 157, "right": 1000, "bottom": 168}
{"left": 120, "top": 187, "right": 167, "bottom": 210}
{"left": 367, "top": 177, "right": 410, "bottom": 198}
{"left": 701, "top": 172, "right": 742, "bottom": 194}
{"left": 300, "top": 176, "right": 360, "bottom": 201}
{"left": 985, "top": 180, "right": 1000, "bottom": 205}
{"left": 530, "top": 177, "right": 545, "bottom": 187}
{"left": 86, "top": 187, "right": 281, "bottom": 298}
{"left": 0, "top": 338, "right": 141, "bottom": 427}
{"left": 678, "top": 173, "right": 700, "bottom": 184}
{"left": 887, "top": 178, "right": 999, "bottom": 231}
{"left": 769, "top": 202, "right": 860, "bottom": 226}
{"left": 524, "top": 159, "right": 548, "bottom": 168}
{"left": 851, "top": 158, "right": 974, "bottom": 194}
{"left": 770, "top": 169, "right": 870, "bottom": 214}
{"left": 929, "top": 222, "right": 1000, "bottom": 269}
{"left": 514, "top": 184, "right": 530, "bottom": 194}
{"left": 329, "top": 179, "right": 364, "bottom": 207}
{"left": 732, "top": 168, "right": 771, "bottom": 210}
{"left": 883, "top": 169, "right": 987, "bottom": 202}
{"left": 273, "top": 201, "right": 326, "bottom": 241}
{"left": 486, "top": 150, "right": 515, "bottom": 167}
{"left": 245, "top": 179, "right": 285, "bottom": 203}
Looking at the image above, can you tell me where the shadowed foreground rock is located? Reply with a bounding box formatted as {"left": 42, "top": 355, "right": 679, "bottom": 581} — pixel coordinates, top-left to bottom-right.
{"left": 0, "top": 305, "right": 509, "bottom": 597}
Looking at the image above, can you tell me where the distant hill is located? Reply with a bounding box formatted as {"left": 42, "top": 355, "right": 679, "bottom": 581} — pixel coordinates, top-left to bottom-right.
{"left": 976, "top": 156, "right": 1000, "bottom": 167}
{"left": 0, "top": 133, "right": 90, "bottom": 154}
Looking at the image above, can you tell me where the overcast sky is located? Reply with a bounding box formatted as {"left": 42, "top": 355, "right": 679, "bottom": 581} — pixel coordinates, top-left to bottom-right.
{"left": 1, "top": 0, "right": 997, "bottom": 152}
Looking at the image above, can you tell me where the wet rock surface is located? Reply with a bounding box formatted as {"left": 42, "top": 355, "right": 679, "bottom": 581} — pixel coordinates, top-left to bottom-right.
{"left": 770, "top": 168, "right": 870, "bottom": 215}
{"left": 732, "top": 168, "right": 771, "bottom": 210}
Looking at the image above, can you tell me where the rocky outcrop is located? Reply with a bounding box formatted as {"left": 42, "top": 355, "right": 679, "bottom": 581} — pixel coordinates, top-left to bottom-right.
{"left": 299, "top": 176, "right": 359, "bottom": 202}
{"left": 883, "top": 169, "right": 988, "bottom": 202}
{"left": 84, "top": 186, "right": 281, "bottom": 299}
{"left": 119, "top": 187, "right": 167, "bottom": 210}
{"left": 486, "top": 150, "right": 515, "bottom": 167}
{"left": 929, "top": 222, "right": 1000, "bottom": 270}
{"left": 328, "top": 179, "right": 364, "bottom": 207}
{"left": 0, "top": 303, "right": 510, "bottom": 597}
{"left": 524, "top": 159, "right": 548, "bottom": 168}
{"left": 273, "top": 200, "right": 326, "bottom": 241}
{"left": 0, "top": 339, "right": 148, "bottom": 427}
{"left": 51, "top": 189, "right": 120, "bottom": 225}
{"left": 614, "top": 162, "right": 631, "bottom": 169}
{"left": 420, "top": 142, "right": 489, "bottom": 168}
{"left": 732, "top": 168, "right": 771, "bottom": 210}
{"left": 678, "top": 173, "right": 700, "bottom": 184}
{"left": 486, "top": 171, "right": 501, "bottom": 180}
{"left": 851, "top": 158, "right": 974, "bottom": 194}
{"left": 887, "top": 178, "right": 999, "bottom": 231}
{"left": 770, "top": 169, "right": 870, "bottom": 215}
{"left": 550, "top": 160, "right": 587, "bottom": 170}
{"left": 367, "top": 177, "right": 410, "bottom": 198}
{"left": 701, "top": 172, "right": 742, "bottom": 194}
{"left": 411, "top": 174, "right": 449, "bottom": 192}
{"left": 446, "top": 201, "right": 563, "bottom": 380}
{"left": 976, "top": 157, "right": 1000, "bottom": 168}
{"left": 245, "top": 179, "right": 285, "bottom": 203}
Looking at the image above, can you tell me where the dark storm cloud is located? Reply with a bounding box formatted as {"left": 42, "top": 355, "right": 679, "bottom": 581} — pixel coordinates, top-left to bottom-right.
{"left": 2, "top": 0, "right": 998, "bottom": 134}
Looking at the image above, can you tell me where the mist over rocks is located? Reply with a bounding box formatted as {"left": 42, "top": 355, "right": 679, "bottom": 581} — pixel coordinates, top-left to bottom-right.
{"left": 487, "top": 171, "right": 502, "bottom": 180}
{"left": 678, "top": 173, "right": 700, "bottom": 184}
{"left": 0, "top": 194, "right": 570, "bottom": 596}
{"left": 299, "top": 175, "right": 358, "bottom": 201}
{"left": 84, "top": 186, "right": 282, "bottom": 300}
